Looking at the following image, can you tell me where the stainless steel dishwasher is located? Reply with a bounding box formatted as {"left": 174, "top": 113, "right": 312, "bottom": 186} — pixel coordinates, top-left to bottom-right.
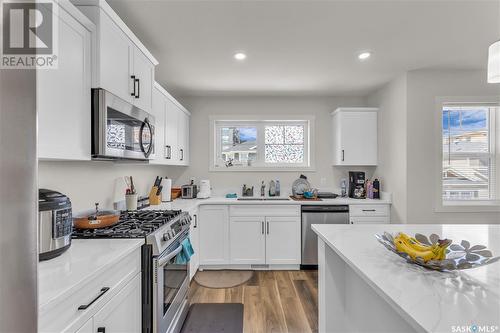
{"left": 301, "top": 205, "right": 349, "bottom": 268}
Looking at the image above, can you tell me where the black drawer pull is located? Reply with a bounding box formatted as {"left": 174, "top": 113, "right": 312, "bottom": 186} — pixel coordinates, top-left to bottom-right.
{"left": 362, "top": 209, "right": 376, "bottom": 212}
{"left": 78, "top": 287, "right": 109, "bottom": 310}
{"left": 97, "top": 328, "right": 106, "bottom": 333}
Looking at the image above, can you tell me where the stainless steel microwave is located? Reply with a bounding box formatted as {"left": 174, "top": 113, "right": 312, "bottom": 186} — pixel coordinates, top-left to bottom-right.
{"left": 92, "top": 89, "right": 155, "bottom": 160}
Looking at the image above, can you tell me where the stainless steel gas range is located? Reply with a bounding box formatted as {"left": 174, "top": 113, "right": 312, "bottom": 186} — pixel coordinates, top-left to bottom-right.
{"left": 73, "top": 210, "right": 192, "bottom": 333}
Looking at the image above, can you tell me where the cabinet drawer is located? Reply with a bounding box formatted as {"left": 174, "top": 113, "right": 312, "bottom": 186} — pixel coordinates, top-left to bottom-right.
{"left": 39, "top": 249, "right": 141, "bottom": 333}
{"left": 349, "top": 204, "right": 389, "bottom": 217}
{"left": 230, "top": 205, "right": 300, "bottom": 217}
{"left": 350, "top": 216, "right": 390, "bottom": 224}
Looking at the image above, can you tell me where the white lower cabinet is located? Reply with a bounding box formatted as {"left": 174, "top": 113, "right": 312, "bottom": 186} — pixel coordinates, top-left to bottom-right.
{"left": 265, "top": 216, "right": 301, "bottom": 265}
{"left": 349, "top": 204, "right": 391, "bottom": 224}
{"left": 189, "top": 209, "right": 200, "bottom": 280}
{"left": 93, "top": 273, "right": 142, "bottom": 333}
{"left": 199, "top": 205, "right": 230, "bottom": 265}
{"left": 230, "top": 217, "right": 266, "bottom": 265}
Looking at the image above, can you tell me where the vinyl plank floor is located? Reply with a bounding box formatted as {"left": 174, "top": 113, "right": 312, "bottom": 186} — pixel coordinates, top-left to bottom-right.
{"left": 189, "top": 270, "right": 318, "bottom": 333}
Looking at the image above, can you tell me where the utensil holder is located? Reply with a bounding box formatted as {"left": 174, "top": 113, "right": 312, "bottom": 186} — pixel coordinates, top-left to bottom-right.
{"left": 125, "top": 194, "right": 138, "bottom": 210}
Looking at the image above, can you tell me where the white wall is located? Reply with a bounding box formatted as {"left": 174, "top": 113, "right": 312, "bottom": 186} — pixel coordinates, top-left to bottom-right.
{"left": 38, "top": 161, "right": 186, "bottom": 212}
{"left": 367, "top": 74, "right": 408, "bottom": 223}
{"left": 176, "top": 95, "right": 373, "bottom": 195}
{"left": 406, "top": 69, "right": 500, "bottom": 224}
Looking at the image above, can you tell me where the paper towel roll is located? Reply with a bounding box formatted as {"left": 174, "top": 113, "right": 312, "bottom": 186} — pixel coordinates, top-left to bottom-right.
{"left": 161, "top": 178, "right": 172, "bottom": 202}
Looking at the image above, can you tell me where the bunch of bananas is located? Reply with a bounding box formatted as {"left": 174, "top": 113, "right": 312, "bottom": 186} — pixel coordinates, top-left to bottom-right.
{"left": 393, "top": 233, "right": 451, "bottom": 262}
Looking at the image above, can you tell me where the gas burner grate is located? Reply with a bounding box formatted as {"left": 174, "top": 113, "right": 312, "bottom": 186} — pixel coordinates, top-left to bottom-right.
{"left": 72, "top": 209, "right": 183, "bottom": 239}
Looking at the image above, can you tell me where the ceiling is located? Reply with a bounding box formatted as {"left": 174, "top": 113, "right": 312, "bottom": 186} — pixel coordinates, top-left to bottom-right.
{"left": 107, "top": 0, "right": 500, "bottom": 97}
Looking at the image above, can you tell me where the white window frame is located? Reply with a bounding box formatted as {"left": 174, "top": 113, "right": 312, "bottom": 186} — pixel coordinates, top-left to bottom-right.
{"left": 209, "top": 115, "right": 315, "bottom": 172}
{"left": 434, "top": 96, "right": 500, "bottom": 212}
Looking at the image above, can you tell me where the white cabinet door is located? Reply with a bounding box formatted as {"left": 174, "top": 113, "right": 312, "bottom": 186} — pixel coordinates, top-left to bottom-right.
{"left": 75, "top": 318, "right": 93, "bottom": 333}
{"left": 199, "top": 206, "right": 229, "bottom": 265}
{"left": 332, "top": 108, "right": 377, "bottom": 166}
{"left": 151, "top": 86, "right": 166, "bottom": 164}
{"left": 132, "top": 47, "right": 154, "bottom": 112}
{"left": 230, "top": 217, "right": 266, "bottom": 265}
{"left": 98, "top": 9, "right": 133, "bottom": 104}
{"left": 165, "top": 98, "right": 179, "bottom": 164}
{"left": 38, "top": 3, "right": 92, "bottom": 160}
{"left": 265, "top": 216, "right": 301, "bottom": 265}
{"left": 189, "top": 210, "right": 200, "bottom": 280}
{"left": 93, "top": 273, "right": 141, "bottom": 333}
{"left": 177, "top": 111, "right": 190, "bottom": 165}
{"left": 349, "top": 216, "right": 390, "bottom": 224}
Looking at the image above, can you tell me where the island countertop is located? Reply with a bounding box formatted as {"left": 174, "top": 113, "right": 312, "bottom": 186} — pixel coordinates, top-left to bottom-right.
{"left": 312, "top": 224, "right": 500, "bottom": 333}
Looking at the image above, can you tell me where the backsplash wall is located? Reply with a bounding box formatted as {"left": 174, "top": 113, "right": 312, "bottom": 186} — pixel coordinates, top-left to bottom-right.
{"left": 175, "top": 95, "right": 376, "bottom": 196}
{"left": 38, "top": 161, "right": 186, "bottom": 212}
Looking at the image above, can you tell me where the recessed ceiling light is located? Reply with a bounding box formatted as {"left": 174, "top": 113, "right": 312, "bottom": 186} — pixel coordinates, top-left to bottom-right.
{"left": 234, "top": 52, "right": 247, "bottom": 60}
{"left": 358, "top": 52, "right": 371, "bottom": 60}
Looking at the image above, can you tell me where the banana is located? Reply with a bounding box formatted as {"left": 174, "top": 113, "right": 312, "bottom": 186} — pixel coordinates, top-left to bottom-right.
{"left": 393, "top": 233, "right": 451, "bottom": 262}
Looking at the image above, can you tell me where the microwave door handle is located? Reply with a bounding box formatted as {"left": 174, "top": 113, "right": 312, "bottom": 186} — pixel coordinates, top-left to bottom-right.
{"left": 158, "top": 244, "right": 183, "bottom": 267}
{"left": 139, "top": 119, "right": 153, "bottom": 158}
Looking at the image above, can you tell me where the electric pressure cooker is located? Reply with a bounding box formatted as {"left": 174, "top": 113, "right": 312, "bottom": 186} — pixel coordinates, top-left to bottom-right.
{"left": 38, "top": 189, "right": 72, "bottom": 260}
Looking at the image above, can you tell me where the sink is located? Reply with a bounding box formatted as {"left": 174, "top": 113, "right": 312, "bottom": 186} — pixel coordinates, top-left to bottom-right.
{"left": 237, "top": 197, "right": 290, "bottom": 201}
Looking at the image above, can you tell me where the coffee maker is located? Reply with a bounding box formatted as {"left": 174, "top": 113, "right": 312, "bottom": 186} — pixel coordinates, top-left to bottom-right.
{"left": 348, "top": 171, "right": 366, "bottom": 199}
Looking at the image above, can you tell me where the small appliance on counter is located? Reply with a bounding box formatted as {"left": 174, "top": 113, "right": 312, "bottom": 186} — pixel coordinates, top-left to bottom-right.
{"left": 197, "top": 180, "right": 211, "bottom": 199}
{"left": 348, "top": 171, "right": 366, "bottom": 199}
{"left": 161, "top": 177, "right": 172, "bottom": 202}
{"left": 181, "top": 181, "right": 198, "bottom": 199}
{"left": 38, "top": 189, "right": 73, "bottom": 260}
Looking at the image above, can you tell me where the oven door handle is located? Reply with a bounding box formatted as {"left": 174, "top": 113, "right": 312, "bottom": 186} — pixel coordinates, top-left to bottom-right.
{"left": 158, "top": 244, "right": 183, "bottom": 267}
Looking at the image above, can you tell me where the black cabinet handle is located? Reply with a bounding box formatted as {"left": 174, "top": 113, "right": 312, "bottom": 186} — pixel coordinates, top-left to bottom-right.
{"left": 341, "top": 149, "right": 345, "bottom": 162}
{"left": 180, "top": 149, "right": 184, "bottom": 161}
{"left": 136, "top": 78, "right": 140, "bottom": 98}
{"left": 165, "top": 145, "right": 171, "bottom": 159}
{"left": 130, "top": 75, "right": 136, "bottom": 96}
{"left": 266, "top": 221, "right": 269, "bottom": 235}
{"left": 78, "top": 287, "right": 109, "bottom": 310}
{"left": 97, "top": 328, "right": 106, "bottom": 333}
{"left": 261, "top": 221, "right": 264, "bottom": 234}
{"left": 194, "top": 214, "right": 197, "bottom": 228}
{"left": 134, "top": 78, "right": 140, "bottom": 98}
{"left": 362, "top": 209, "right": 376, "bottom": 212}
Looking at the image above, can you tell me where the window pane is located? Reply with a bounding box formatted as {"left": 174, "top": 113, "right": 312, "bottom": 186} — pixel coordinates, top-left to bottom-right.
{"left": 265, "top": 144, "right": 304, "bottom": 163}
{"left": 265, "top": 126, "right": 284, "bottom": 144}
{"left": 284, "top": 125, "right": 304, "bottom": 144}
{"left": 220, "top": 127, "right": 257, "bottom": 165}
{"left": 442, "top": 106, "right": 493, "bottom": 201}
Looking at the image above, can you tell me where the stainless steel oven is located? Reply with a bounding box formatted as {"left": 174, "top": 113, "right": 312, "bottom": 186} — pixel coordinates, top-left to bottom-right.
{"left": 153, "top": 229, "right": 190, "bottom": 333}
{"left": 92, "top": 88, "right": 155, "bottom": 160}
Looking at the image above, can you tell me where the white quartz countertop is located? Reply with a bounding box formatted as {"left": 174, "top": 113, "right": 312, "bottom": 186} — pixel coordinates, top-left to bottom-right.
{"left": 312, "top": 224, "right": 500, "bottom": 333}
{"left": 38, "top": 238, "right": 144, "bottom": 311}
{"left": 146, "top": 196, "right": 391, "bottom": 213}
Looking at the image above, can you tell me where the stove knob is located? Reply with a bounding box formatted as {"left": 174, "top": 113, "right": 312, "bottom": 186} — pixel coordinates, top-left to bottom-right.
{"left": 162, "top": 232, "right": 171, "bottom": 241}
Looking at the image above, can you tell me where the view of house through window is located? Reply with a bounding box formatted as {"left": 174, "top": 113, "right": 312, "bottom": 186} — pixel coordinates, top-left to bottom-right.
{"left": 442, "top": 105, "right": 497, "bottom": 202}
{"left": 214, "top": 120, "right": 310, "bottom": 169}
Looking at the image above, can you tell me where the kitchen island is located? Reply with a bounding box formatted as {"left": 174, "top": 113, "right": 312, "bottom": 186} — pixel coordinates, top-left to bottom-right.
{"left": 312, "top": 224, "right": 500, "bottom": 333}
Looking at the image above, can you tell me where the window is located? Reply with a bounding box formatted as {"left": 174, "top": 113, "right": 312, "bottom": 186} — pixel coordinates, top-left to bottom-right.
{"left": 441, "top": 104, "right": 498, "bottom": 205}
{"left": 211, "top": 118, "right": 312, "bottom": 170}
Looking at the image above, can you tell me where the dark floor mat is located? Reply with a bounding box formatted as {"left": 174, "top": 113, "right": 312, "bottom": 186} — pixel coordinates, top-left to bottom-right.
{"left": 180, "top": 303, "right": 244, "bottom": 333}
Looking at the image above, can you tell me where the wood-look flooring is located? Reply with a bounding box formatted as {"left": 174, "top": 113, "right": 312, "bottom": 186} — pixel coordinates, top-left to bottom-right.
{"left": 189, "top": 270, "right": 318, "bottom": 333}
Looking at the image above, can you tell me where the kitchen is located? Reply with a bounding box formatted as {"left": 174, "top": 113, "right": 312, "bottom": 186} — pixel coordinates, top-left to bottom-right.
{"left": 1, "top": 1, "right": 500, "bottom": 333}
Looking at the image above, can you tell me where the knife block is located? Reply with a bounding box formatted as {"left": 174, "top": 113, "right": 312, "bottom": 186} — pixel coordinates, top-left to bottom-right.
{"left": 149, "top": 186, "right": 161, "bottom": 206}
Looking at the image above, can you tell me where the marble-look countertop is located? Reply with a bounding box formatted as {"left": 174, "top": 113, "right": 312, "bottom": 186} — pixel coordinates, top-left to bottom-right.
{"left": 38, "top": 238, "right": 144, "bottom": 311}
{"left": 146, "top": 196, "right": 391, "bottom": 213}
{"left": 312, "top": 224, "right": 500, "bottom": 332}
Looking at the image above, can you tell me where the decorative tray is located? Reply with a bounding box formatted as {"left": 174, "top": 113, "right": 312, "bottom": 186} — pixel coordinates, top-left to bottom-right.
{"left": 375, "top": 232, "right": 500, "bottom": 271}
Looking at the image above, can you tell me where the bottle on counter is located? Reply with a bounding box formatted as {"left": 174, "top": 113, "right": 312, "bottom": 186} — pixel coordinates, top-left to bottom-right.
{"left": 373, "top": 179, "right": 380, "bottom": 199}
{"left": 275, "top": 180, "right": 281, "bottom": 197}
{"left": 261, "top": 181, "right": 265, "bottom": 197}
{"left": 269, "top": 180, "right": 276, "bottom": 196}
{"left": 340, "top": 179, "right": 347, "bottom": 197}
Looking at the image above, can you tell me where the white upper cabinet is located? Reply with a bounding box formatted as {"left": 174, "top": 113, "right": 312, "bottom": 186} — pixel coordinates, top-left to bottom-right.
{"left": 73, "top": 0, "right": 158, "bottom": 112}
{"left": 38, "top": 1, "right": 94, "bottom": 160}
{"left": 152, "top": 82, "right": 191, "bottom": 166}
{"left": 331, "top": 107, "right": 378, "bottom": 166}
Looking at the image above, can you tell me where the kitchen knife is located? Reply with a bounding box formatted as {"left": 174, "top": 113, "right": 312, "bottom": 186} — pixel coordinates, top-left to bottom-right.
{"left": 156, "top": 185, "right": 163, "bottom": 196}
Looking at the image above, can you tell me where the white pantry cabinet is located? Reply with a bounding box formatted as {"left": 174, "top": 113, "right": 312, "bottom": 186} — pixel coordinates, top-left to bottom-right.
{"left": 189, "top": 208, "right": 200, "bottom": 280}
{"left": 331, "top": 107, "right": 378, "bottom": 166}
{"left": 38, "top": 1, "right": 94, "bottom": 160}
{"left": 199, "top": 205, "right": 230, "bottom": 265}
{"left": 74, "top": 0, "right": 158, "bottom": 112}
{"left": 151, "top": 82, "right": 191, "bottom": 166}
